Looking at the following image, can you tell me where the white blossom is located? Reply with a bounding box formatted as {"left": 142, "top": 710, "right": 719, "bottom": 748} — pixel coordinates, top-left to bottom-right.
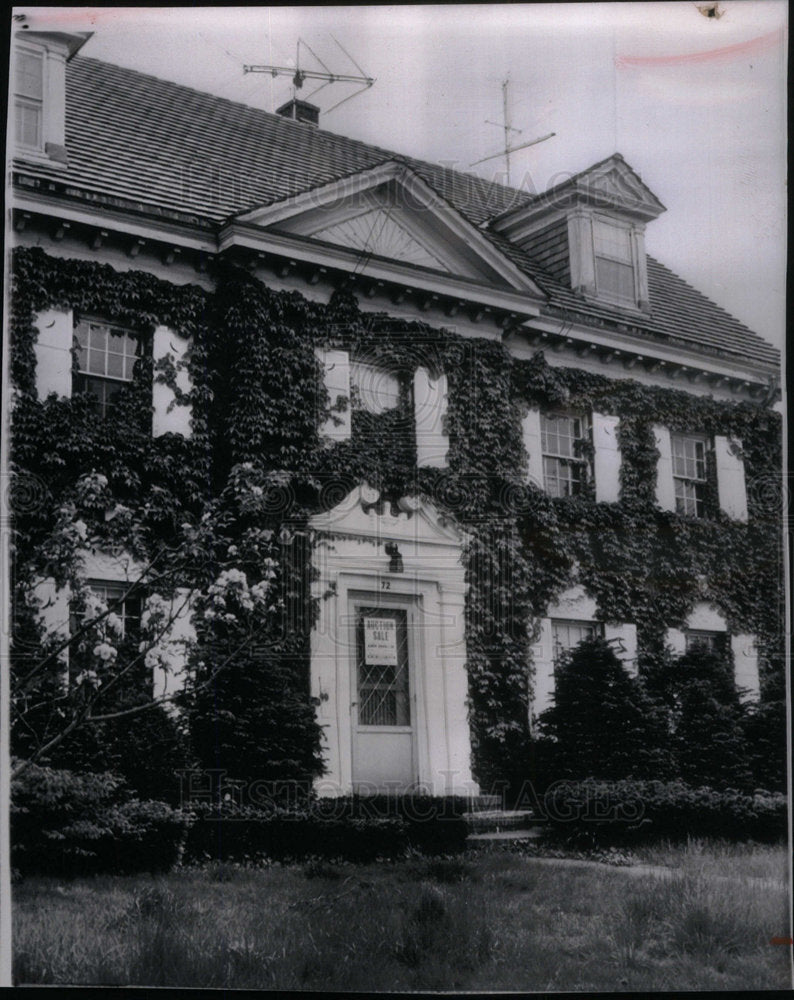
{"left": 92, "top": 643, "right": 117, "bottom": 662}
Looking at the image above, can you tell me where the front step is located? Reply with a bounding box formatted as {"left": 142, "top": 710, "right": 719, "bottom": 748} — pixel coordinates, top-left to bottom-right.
{"left": 463, "top": 794, "right": 502, "bottom": 813}
{"left": 463, "top": 808, "right": 536, "bottom": 833}
{"left": 467, "top": 827, "right": 545, "bottom": 847}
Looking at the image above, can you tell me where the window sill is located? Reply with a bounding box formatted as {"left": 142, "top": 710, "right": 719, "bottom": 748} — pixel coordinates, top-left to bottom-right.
{"left": 14, "top": 145, "right": 69, "bottom": 170}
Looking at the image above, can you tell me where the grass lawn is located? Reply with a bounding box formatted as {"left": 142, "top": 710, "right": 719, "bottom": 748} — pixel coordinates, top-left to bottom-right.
{"left": 12, "top": 841, "right": 791, "bottom": 991}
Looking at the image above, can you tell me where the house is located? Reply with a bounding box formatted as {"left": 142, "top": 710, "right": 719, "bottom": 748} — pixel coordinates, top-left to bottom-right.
{"left": 7, "top": 29, "right": 782, "bottom": 797}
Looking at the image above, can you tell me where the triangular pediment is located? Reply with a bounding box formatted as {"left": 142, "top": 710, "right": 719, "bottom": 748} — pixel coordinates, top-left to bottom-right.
{"left": 234, "top": 161, "right": 543, "bottom": 295}
{"left": 572, "top": 157, "right": 666, "bottom": 219}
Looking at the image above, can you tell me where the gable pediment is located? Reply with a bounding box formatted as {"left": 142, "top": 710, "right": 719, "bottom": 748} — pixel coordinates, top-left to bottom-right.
{"left": 572, "top": 159, "right": 666, "bottom": 220}
{"left": 234, "top": 161, "right": 543, "bottom": 295}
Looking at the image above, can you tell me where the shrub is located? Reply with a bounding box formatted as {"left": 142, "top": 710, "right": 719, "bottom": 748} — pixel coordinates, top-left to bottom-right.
{"left": 536, "top": 638, "right": 672, "bottom": 781}
{"left": 540, "top": 778, "right": 787, "bottom": 846}
{"left": 182, "top": 794, "right": 470, "bottom": 864}
{"left": 10, "top": 761, "right": 188, "bottom": 876}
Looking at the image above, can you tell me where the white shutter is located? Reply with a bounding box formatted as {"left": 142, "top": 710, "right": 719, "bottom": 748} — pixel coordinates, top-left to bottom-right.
{"left": 32, "top": 577, "right": 71, "bottom": 685}
{"left": 316, "top": 347, "right": 351, "bottom": 443}
{"left": 152, "top": 326, "right": 193, "bottom": 438}
{"left": 414, "top": 368, "right": 449, "bottom": 468}
{"left": 731, "top": 633, "right": 760, "bottom": 702}
{"left": 714, "top": 435, "right": 748, "bottom": 522}
{"left": 604, "top": 622, "right": 638, "bottom": 676}
{"left": 653, "top": 424, "right": 676, "bottom": 511}
{"left": 530, "top": 617, "right": 555, "bottom": 718}
{"left": 592, "top": 412, "right": 621, "bottom": 503}
{"left": 522, "top": 407, "right": 544, "bottom": 489}
{"left": 34, "top": 308, "right": 73, "bottom": 400}
{"left": 665, "top": 628, "right": 687, "bottom": 656}
{"left": 152, "top": 588, "right": 195, "bottom": 705}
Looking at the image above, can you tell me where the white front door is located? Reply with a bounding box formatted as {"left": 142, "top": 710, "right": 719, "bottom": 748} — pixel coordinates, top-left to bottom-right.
{"left": 350, "top": 599, "right": 416, "bottom": 791}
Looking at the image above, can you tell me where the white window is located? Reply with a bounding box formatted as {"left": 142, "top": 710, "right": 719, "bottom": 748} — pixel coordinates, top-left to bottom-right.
{"left": 684, "top": 629, "right": 727, "bottom": 656}
{"left": 350, "top": 360, "right": 402, "bottom": 414}
{"left": 593, "top": 219, "right": 635, "bottom": 305}
{"left": 15, "top": 48, "right": 44, "bottom": 149}
{"left": 551, "top": 618, "right": 603, "bottom": 665}
{"left": 85, "top": 581, "right": 143, "bottom": 638}
{"left": 672, "top": 432, "right": 708, "bottom": 518}
{"left": 541, "top": 412, "right": 590, "bottom": 497}
{"left": 74, "top": 319, "right": 143, "bottom": 417}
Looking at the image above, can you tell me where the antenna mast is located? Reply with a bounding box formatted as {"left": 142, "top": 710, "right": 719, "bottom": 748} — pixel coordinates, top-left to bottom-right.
{"left": 471, "top": 77, "right": 556, "bottom": 186}
{"left": 244, "top": 36, "right": 375, "bottom": 114}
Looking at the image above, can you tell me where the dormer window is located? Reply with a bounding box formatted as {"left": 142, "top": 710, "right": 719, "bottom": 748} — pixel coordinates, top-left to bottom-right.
{"left": 12, "top": 30, "right": 91, "bottom": 166}
{"left": 489, "top": 154, "right": 665, "bottom": 314}
{"left": 593, "top": 218, "right": 636, "bottom": 306}
{"left": 15, "top": 47, "right": 44, "bottom": 150}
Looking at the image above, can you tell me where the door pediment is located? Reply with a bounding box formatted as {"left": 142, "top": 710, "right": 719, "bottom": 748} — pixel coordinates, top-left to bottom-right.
{"left": 309, "top": 483, "right": 464, "bottom": 551}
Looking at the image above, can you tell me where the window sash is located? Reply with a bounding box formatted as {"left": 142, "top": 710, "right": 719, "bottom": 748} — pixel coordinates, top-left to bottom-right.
{"left": 551, "top": 619, "right": 603, "bottom": 664}
{"left": 16, "top": 50, "right": 44, "bottom": 99}
{"left": 595, "top": 257, "right": 635, "bottom": 302}
{"left": 672, "top": 433, "right": 708, "bottom": 517}
{"left": 685, "top": 630, "right": 727, "bottom": 655}
{"left": 74, "top": 320, "right": 143, "bottom": 416}
{"left": 541, "top": 413, "right": 588, "bottom": 495}
{"left": 350, "top": 361, "right": 401, "bottom": 414}
{"left": 14, "top": 97, "right": 42, "bottom": 148}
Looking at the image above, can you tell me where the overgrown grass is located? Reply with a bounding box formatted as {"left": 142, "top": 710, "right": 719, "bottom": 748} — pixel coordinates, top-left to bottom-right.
{"left": 631, "top": 837, "right": 789, "bottom": 883}
{"left": 13, "top": 846, "right": 791, "bottom": 991}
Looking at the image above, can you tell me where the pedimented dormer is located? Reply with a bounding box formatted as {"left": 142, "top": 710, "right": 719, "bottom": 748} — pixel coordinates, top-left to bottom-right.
{"left": 491, "top": 154, "right": 665, "bottom": 312}
{"left": 12, "top": 29, "right": 91, "bottom": 167}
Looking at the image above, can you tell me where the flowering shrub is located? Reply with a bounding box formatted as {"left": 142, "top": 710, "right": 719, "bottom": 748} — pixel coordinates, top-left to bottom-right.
{"left": 10, "top": 762, "right": 188, "bottom": 875}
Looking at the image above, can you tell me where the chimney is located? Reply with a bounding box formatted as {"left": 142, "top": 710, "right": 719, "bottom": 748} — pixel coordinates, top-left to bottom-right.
{"left": 276, "top": 99, "right": 320, "bottom": 127}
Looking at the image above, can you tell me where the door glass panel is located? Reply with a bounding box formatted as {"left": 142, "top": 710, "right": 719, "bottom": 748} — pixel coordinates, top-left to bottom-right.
{"left": 356, "top": 607, "right": 410, "bottom": 726}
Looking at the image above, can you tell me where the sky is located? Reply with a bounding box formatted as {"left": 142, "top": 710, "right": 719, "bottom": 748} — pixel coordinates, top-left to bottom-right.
{"left": 14, "top": 3, "right": 788, "bottom": 353}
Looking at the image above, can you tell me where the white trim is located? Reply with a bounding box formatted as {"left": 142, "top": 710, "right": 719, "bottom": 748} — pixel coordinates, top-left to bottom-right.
{"left": 653, "top": 424, "right": 676, "bottom": 511}
{"left": 714, "top": 435, "right": 748, "bottom": 522}
{"left": 235, "top": 160, "right": 544, "bottom": 297}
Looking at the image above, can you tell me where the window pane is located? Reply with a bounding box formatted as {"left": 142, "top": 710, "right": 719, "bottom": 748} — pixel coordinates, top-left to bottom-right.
{"left": 106, "top": 351, "right": 125, "bottom": 379}
{"left": 14, "top": 100, "right": 41, "bottom": 147}
{"left": 593, "top": 220, "right": 632, "bottom": 262}
{"left": 595, "top": 258, "right": 635, "bottom": 302}
{"left": 87, "top": 348, "right": 107, "bottom": 375}
{"left": 552, "top": 619, "right": 601, "bottom": 663}
{"left": 16, "top": 52, "right": 43, "bottom": 99}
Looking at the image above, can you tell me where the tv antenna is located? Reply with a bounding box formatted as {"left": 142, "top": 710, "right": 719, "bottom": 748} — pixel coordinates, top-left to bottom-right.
{"left": 244, "top": 36, "right": 375, "bottom": 114}
{"left": 469, "top": 77, "right": 555, "bottom": 186}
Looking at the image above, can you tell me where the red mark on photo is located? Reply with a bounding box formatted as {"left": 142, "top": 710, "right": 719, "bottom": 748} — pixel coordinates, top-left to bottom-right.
{"left": 770, "top": 936, "right": 793, "bottom": 946}
{"left": 616, "top": 27, "right": 785, "bottom": 70}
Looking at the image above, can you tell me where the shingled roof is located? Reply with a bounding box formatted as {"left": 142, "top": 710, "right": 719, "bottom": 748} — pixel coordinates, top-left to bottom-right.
{"left": 13, "top": 55, "right": 779, "bottom": 369}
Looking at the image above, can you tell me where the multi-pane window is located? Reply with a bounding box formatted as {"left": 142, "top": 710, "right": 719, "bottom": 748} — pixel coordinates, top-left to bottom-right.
{"left": 685, "top": 630, "right": 727, "bottom": 656}
{"left": 70, "top": 581, "right": 143, "bottom": 640}
{"left": 551, "top": 619, "right": 603, "bottom": 665}
{"left": 593, "top": 219, "right": 636, "bottom": 305}
{"left": 74, "top": 319, "right": 143, "bottom": 416}
{"left": 15, "top": 49, "right": 44, "bottom": 149}
{"left": 672, "top": 433, "right": 708, "bottom": 517}
{"left": 541, "top": 412, "right": 589, "bottom": 497}
{"left": 350, "top": 360, "right": 402, "bottom": 414}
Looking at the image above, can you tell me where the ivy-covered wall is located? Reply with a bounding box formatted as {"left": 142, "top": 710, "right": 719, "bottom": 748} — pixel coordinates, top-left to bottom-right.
{"left": 10, "top": 246, "right": 783, "bottom": 788}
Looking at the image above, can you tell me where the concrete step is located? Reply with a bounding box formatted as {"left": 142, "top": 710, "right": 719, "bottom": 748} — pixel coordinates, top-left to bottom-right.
{"left": 463, "top": 809, "right": 536, "bottom": 832}
{"left": 463, "top": 794, "right": 502, "bottom": 812}
{"left": 466, "top": 827, "right": 545, "bottom": 847}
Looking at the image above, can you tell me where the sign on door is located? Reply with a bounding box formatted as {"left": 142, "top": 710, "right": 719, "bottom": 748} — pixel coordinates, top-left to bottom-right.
{"left": 364, "top": 617, "right": 398, "bottom": 665}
